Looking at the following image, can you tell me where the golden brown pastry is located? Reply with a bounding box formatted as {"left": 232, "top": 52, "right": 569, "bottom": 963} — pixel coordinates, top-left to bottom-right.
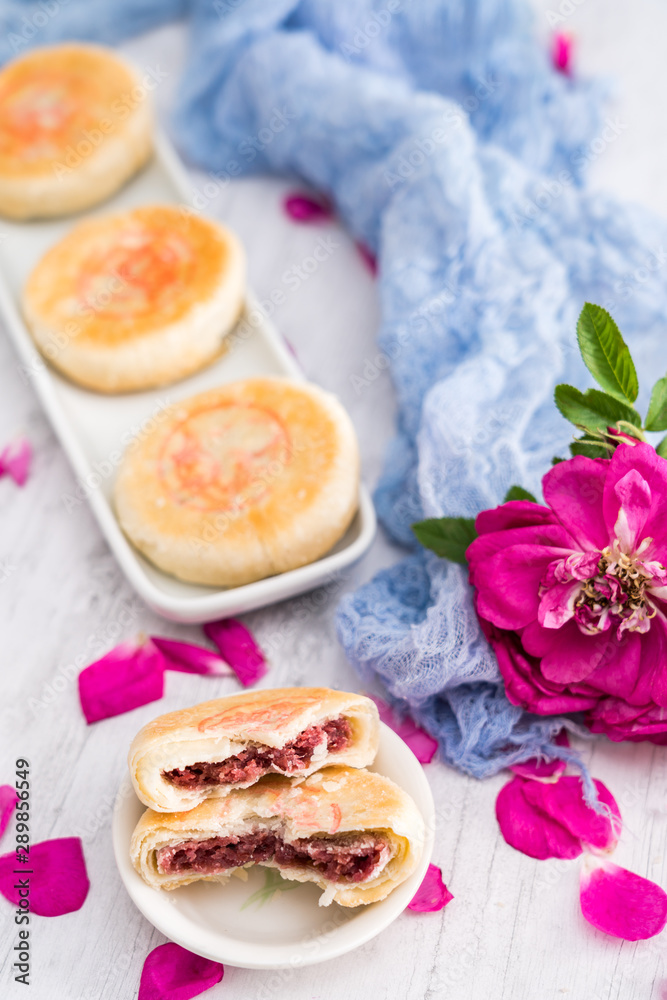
{"left": 129, "top": 688, "right": 379, "bottom": 813}
{"left": 130, "top": 766, "right": 424, "bottom": 907}
{"left": 0, "top": 43, "right": 152, "bottom": 219}
{"left": 114, "top": 378, "right": 360, "bottom": 585}
{"left": 23, "top": 205, "right": 245, "bottom": 392}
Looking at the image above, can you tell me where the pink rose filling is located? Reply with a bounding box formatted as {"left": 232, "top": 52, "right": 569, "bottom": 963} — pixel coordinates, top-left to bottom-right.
{"left": 157, "top": 830, "right": 390, "bottom": 883}
{"left": 163, "top": 717, "right": 352, "bottom": 789}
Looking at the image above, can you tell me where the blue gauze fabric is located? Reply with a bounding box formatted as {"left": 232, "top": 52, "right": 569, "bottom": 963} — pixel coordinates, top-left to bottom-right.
{"left": 3, "top": 0, "right": 667, "bottom": 785}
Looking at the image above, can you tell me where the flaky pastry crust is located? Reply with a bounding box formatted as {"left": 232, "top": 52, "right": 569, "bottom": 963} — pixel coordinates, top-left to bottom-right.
{"left": 0, "top": 43, "right": 152, "bottom": 219}
{"left": 129, "top": 687, "right": 379, "bottom": 812}
{"left": 130, "top": 766, "right": 424, "bottom": 907}
{"left": 113, "top": 378, "right": 359, "bottom": 584}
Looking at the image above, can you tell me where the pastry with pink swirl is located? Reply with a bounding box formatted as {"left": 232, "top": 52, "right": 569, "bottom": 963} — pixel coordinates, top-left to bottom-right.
{"left": 128, "top": 688, "right": 379, "bottom": 813}
{"left": 114, "top": 377, "right": 360, "bottom": 586}
{"left": 0, "top": 43, "right": 152, "bottom": 219}
{"left": 23, "top": 204, "right": 245, "bottom": 392}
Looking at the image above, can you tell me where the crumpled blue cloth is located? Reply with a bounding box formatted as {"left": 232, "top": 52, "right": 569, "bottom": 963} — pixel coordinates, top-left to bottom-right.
{"left": 4, "top": 0, "right": 667, "bottom": 782}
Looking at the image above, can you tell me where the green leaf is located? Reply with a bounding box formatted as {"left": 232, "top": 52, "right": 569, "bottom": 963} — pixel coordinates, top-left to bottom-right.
{"left": 412, "top": 517, "right": 478, "bottom": 564}
{"left": 656, "top": 436, "right": 667, "bottom": 459}
{"left": 554, "top": 384, "right": 641, "bottom": 434}
{"left": 645, "top": 376, "right": 667, "bottom": 431}
{"left": 569, "top": 438, "right": 609, "bottom": 459}
{"left": 576, "top": 303, "right": 638, "bottom": 403}
{"left": 551, "top": 457, "right": 565, "bottom": 465}
{"left": 503, "top": 485, "right": 538, "bottom": 503}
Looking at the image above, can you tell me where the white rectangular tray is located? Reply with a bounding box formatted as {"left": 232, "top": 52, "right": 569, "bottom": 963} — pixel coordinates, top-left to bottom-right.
{"left": 0, "top": 132, "right": 376, "bottom": 622}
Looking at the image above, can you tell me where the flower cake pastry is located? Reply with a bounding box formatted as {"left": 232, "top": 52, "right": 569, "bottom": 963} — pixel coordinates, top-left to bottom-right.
{"left": 23, "top": 205, "right": 246, "bottom": 392}
{"left": 0, "top": 43, "right": 152, "bottom": 219}
{"left": 129, "top": 687, "right": 379, "bottom": 812}
{"left": 130, "top": 765, "right": 424, "bottom": 907}
{"left": 114, "top": 377, "right": 360, "bottom": 585}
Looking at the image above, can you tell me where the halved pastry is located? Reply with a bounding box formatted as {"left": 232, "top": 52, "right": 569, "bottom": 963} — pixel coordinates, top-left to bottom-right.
{"left": 0, "top": 43, "right": 152, "bottom": 219}
{"left": 23, "top": 204, "right": 246, "bottom": 392}
{"left": 129, "top": 688, "right": 379, "bottom": 813}
{"left": 130, "top": 766, "right": 424, "bottom": 906}
{"left": 113, "top": 377, "right": 360, "bottom": 585}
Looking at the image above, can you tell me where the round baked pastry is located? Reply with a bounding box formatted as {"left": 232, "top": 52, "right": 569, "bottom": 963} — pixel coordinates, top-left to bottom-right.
{"left": 114, "top": 378, "right": 360, "bottom": 586}
{"left": 129, "top": 687, "right": 380, "bottom": 812}
{"left": 23, "top": 205, "right": 246, "bottom": 392}
{"left": 131, "top": 766, "right": 425, "bottom": 907}
{"left": 0, "top": 43, "right": 153, "bottom": 219}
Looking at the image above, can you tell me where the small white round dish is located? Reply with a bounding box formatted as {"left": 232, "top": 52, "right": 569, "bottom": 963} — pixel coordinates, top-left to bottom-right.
{"left": 112, "top": 723, "right": 435, "bottom": 969}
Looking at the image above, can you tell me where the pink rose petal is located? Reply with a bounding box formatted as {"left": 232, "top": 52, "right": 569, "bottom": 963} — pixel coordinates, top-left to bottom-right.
{"left": 78, "top": 638, "right": 165, "bottom": 724}
{"left": 468, "top": 523, "right": 572, "bottom": 591}
{"left": 489, "top": 622, "right": 598, "bottom": 715}
{"left": 138, "top": 943, "right": 224, "bottom": 1000}
{"left": 0, "top": 437, "right": 32, "bottom": 486}
{"left": 470, "top": 444, "right": 667, "bottom": 738}
{"left": 602, "top": 442, "right": 667, "bottom": 552}
{"left": 541, "top": 454, "right": 609, "bottom": 551}
{"left": 282, "top": 335, "right": 299, "bottom": 360}
{"left": 0, "top": 837, "right": 89, "bottom": 916}
{"left": 0, "top": 786, "right": 18, "bottom": 840}
{"left": 509, "top": 730, "right": 570, "bottom": 780}
{"left": 371, "top": 697, "right": 438, "bottom": 763}
{"left": 524, "top": 777, "right": 621, "bottom": 854}
{"left": 497, "top": 774, "right": 621, "bottom": 860}
{"left": 473, "top": 542, "right": 573, "bottom": 631}
{"left": 612, "top": 468, "right": 652, "bottom": 554}
{"left": 552, "top": 32, "right": 573, "bottom": 75}
{"left": 475, "top": 500, "right": 556, "bottom": 535}
{"left": 408, "top": 864, "right": 453, "bottom": 912}
{"left": 496, "top": 776, "right": 583, "bottom": 860}
{"left": 524, "top": 618, "right": 609, "bottom": 686}
{"left": 202, "top": 618, "right": 267, "bottom": 687}
{"left": 356, "top": 241, "right": 377, "bottom": 275}
{"left": 283, "top": 192, "right": 333, "bottom": 223}
{"left": 151, "top": 637, "right": 233, "bottom": 677}
{"left": 580, "top": 857, "right": 667, "bottom": 940}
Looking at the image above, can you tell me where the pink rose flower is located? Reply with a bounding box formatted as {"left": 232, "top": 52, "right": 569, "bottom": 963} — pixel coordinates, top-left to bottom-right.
{"left": 467, "top": 441, "right": 667, "bottom": 743}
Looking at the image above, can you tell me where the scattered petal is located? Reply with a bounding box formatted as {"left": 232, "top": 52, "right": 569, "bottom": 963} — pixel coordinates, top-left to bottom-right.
{"left": 408, "top": 864, "right": 453, "bottom": 912}
{"left": 356, "top": 241, "right": 377, "bottom": 275}
{"left": 203, "top": 618, "right": 267, "bottom": 687}
{"left": 509, "top": 730, "right": 570, "bottom": 780}
{"left": 282, "top": 335, "right": 299, "bottom": 361}
{"left": 497, "top": 774, "right": 621, "bottom": 860}
{"left": 371, "top": 697, "right": 438, "bottom": 763}
{"left": 552, "top": 32, "right": 573, "bottom": 75}
{"left": 524, "top": 777, "right": 621, "bottom": 854}
{"left": 151, "top": 637, "right": 233, "bottom": 677}
{"left": 78, "top": 638, "right": 165, "bottom": 724}
{"left": 580, "top": 857, "right": 667, "bottom": 940}
{"left": 0, "top": 786, "right": 18, "bottom": 840}
{"left": 496, "top": 776, "right": 583, "bottom": 860}
{"left": 0, "top": 837, "right": 89, "bottom": 916}
{"left": 283, "top": 192, "right": 333, "bottom": 223}
{"left": 0, "top": 437, "right": 32, "bottom": 486}
{"left": 138, "top": 943, "right": 224, "bottom": 1000}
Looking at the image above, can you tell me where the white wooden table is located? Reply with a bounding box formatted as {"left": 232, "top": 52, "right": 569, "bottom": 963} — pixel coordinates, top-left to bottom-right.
{"left": 2, "top": 4, "right": 667, "bottom": 997}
